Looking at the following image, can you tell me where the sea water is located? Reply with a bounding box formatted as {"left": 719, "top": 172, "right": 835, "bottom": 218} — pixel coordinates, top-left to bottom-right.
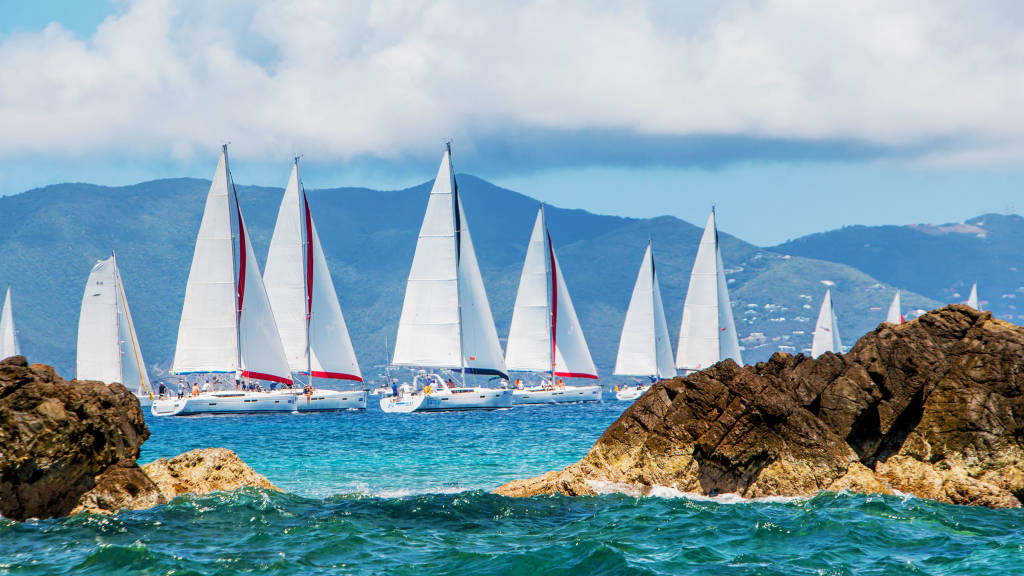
{"left": 2, "top": 401, "right": 1024, "bottom": 574}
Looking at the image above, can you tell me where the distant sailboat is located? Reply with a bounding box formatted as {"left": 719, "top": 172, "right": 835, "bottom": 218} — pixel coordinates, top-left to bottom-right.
{"left": 153, "top": 145, "right": 297, "bottom": 416}
{"left": 811, "top": 289, "right": 843, "bottom": 357}
{"left": 264, "top": 158, "right": 366, "bottom": 411}
{"left": 383, "top": 143, "right": 513, "bottom": 413}
{"left": 676, "top": 209, "right": 742, "bottom": 373}
{"left": 967, "top": 283, "right": 979, "bottom": 310}
{"left": 886, "top": 289, "right": 905, "bottom": 324}
{"left": 506, "top": 205, "right": 602, "bottom": 404}
{"left": 76, "top": 254, "right": 153, "bottom": 406}
{"left": 614, "top": 242, "right": 676, "bottom": 402}
{"left": 0, "top": 287, "right": 19, "bottom": 360}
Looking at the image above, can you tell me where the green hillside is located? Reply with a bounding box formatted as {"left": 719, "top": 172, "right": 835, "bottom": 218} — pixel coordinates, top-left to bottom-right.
{"left": 0, "top": 175, "right": 936, "bottom": 382}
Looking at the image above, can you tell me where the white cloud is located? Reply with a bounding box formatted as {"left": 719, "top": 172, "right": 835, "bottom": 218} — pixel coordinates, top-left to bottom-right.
{"left": 1, "top": 0, "right": 1023, "bottom": 166}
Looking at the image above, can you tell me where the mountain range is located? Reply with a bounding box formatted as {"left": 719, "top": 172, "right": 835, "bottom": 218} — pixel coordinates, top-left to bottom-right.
{"left": 2, "top": 173, "right": 999, "bottom": 384}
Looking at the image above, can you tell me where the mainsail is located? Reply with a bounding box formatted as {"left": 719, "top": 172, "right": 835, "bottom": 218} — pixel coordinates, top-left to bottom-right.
{"left": 506, "top": 206, "right": 598, "bottom": 379}
{"left": 967, "top": 283, "right": 979, "bottom": 310}
{"left": 614, "top": 242, "right": 676, "bottom": 379}
{"left": 811, "top": 289, "right": 843, "bottom": 357}
{"left": 391, "top": 144, "right": 506, "bottom": 378}
{"left": 172, "top": 145, "right": 292, "bottom": 385}
{"left": 264, "top": 159, "right": 362, "bottom": 383}
{"left": 676, "top": 209, "right": 742, "bottom": 372}
{"left": 0, "top": 287, "right": 19, "bottom": 359}
{"left": 76, "top": 254, "right": 151, "bottom": 396}
{"left": 886, "top": 289, "right": 904, "bottom": 324}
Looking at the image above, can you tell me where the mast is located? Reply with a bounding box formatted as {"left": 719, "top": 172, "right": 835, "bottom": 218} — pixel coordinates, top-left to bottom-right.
{"left": 545, "top": 206, "right": 555, "bottom": 384}
{"left": 299, "top": 157, "right": 313, "bottom": 391}
{"left": 226, "top": 145, "right": 242, "bottom": 385}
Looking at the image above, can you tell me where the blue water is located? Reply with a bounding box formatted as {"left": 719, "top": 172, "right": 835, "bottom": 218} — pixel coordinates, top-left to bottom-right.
{"left": 3, "top": 401, "right": 1024, "bottom": 574}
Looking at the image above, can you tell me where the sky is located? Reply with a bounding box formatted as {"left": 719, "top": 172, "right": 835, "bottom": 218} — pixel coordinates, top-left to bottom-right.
{"left": 0, "top": 0, "right": 1022, "bottom": 246}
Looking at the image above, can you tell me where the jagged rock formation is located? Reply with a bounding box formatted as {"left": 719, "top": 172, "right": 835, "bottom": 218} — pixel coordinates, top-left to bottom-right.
{"left": 0, "top": 356, "right": 280, "bottom": 519}
{"left": 497, "top": 306, "right": 1024, "bottom": 508}
{"left": 142, "top": 448, "right": 280, "bottom": 500}
{"left": 0, "top": 356, "right": 160, "bottom": 520}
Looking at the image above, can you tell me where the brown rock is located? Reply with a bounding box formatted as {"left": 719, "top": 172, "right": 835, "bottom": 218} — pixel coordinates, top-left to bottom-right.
{"left": 0, "top": 356, "right": 157, "bottom": 520}
{"left": 142, "top": 448, "right": 281, "bottom": 500}
{"left": 497, "top": 306, "right": 1024, "bottom": 508}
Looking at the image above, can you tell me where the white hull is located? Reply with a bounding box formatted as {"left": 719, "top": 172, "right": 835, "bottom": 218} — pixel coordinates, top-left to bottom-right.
{"left": 151, "top": 391, "right": 297, "bottom": 416}
{"left": 276, "top": 388, "right": 367, "bottom": 411}
{"left": 380, "top": 387, "right": 513, "bottom": 413}
{"left": 614, "top": 385, "right": 650, "bottom": 402}
{"left": 513, "top": 384, "right": 602, "bottom": 405}
{"left": 135, "top": 394, "right": 153, "bottom": 408}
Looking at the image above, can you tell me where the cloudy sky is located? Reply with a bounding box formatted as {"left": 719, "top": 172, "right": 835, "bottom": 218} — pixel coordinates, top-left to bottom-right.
{"left": 1, "top": 1, "right": 1022, "bottom": 245}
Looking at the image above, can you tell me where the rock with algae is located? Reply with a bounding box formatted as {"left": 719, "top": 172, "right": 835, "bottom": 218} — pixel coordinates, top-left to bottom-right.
{"left": 497, "top": 306, "right": 1024, "bottom": 508}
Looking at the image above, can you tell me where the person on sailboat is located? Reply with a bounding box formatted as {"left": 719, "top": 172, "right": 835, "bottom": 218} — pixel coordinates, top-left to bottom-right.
{"left": 158, "top": 382, "right": 167, "bottom": 399}
{"left": 391, "top": 379, "right": 398, "bottom": 397}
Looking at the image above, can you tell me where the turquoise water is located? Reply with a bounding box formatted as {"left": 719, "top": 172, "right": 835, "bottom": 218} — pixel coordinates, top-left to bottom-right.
{"left": 3, "top": 401, "right": 1024, "bottom": 574}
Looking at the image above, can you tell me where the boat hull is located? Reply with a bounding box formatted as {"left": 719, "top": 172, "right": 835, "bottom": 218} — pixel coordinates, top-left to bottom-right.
{"left": 513, "top": 385, "right": 603, "bottom": 405}
{"left": 279, "top": 389, "right": 367, "bottom": 411}
{"left": 380, "top": 388, "right": 513, "bottom": 413}
{"left": 614, "top": 386, "right": 650, "bottom": 402}
{"left": 151, "top": 391, "right": 297, "bottom": 416}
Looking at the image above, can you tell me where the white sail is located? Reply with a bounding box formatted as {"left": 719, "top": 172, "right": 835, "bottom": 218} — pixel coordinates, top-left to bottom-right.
{"left": 78, "top": 255, "right": 151, "bottom": 394}
{"left": 886, "top": 290, "right": 904, "bottom": 324}
{"left": 506, "top": 206, "right": 597, "bottom": 379}
{"left": 614, "top": 243, "right": 676, "bottom": 379}
{"left": 551, "top": 246, "right": 598, "bottom": 379}
{"left": 264, "top": 164, "right": 309, "bottom": 371}
{"left": 677, "top": 210, "right": 742, "bottom": 371}
{"left": 172, "top": 148, "right": 239, "bottom": 375}
{"left": 811, "top": 289, "right": 842, "bottom": 357}
{"left": 76, "top": 257, "right": 121, "bottom": 383}
{"left": 114, "top": 260, "right": 151, "bottom": 397}
{"left": 1, "top": 287, "right": 20, "bottom": 359}
{"left": 392, "top": 148, "right": 461, "bottom": 369}
{"left": 392, "top": 146, "right": 506, "bottom": 377}
{"left": 967, "top": 283, "right": 979, "bottom": 310}
{"left": 505, "top": 208, "right": 552, "bottom": 372}
{"left": 455, "top": 194, "right": 507, "bottom": 377}
{"left": 235, "top": 192, "right": 293, "bottom": 385}
{"left": 308, "top": 192, "right": 362, "bottom": 382}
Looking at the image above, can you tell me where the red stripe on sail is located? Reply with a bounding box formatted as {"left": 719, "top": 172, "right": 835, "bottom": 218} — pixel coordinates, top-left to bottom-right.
{"left": 554, "top": 371, "right": 599, "bottom": 380}
{"left": 303, "top": 192, "right": 314, "bottom": 320}
{"left": 239, "top": 370, "right": 293, "bottom": 385}
{"left": 234, "top": 190, "right": 247, "bottom": 321}
{"left": 548, "top": 230, "right": 558, "bottom": 372}
{"left": 308, "top": 371, "right": 363, "bottom": 382}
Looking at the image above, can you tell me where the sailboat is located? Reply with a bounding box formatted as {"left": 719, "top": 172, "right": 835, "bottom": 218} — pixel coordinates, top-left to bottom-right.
{"left": 382, "top": 143, "right": 513, "bottom": 413}
{"left": 76, "top": 254, "right": 154, "bottom": 407}
{"left": 506, "top": 205, "right": 602, "bottom": 404}
{"left": 613, "top": 242, "right": 676, "bottom": 402}
{"left": 263, "top": 158, "right": 366, "bottom": 411}
{"left": 0, "top": 287, "right": 19, "bottom": 360}
{"left": 676, "top": 209, "right": 742, "bottom": 373}
{"left": 967, "top": 283, "right": 979, "bottom": 310}
{"left": 886, "top": 289, "right": 905, "bottom": 324}
{"left": 811, "top": 289, "right": 843, "bottom": 357}
{"left": 152, "top": 145, "right": 297, "bottom": 416}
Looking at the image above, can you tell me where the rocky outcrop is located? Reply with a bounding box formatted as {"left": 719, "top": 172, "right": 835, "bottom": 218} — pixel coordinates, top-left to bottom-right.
{"left": 0, "top": 356, "right": 160, "bottom": 520}
{"left": 1, "top": 356, "right": 280, "bottom": 519}
{"left": 142, "top": 448, "right": 280, "bottom": 500}
{"left": 497, "top": 306, "right": 1024, "bottom": 508}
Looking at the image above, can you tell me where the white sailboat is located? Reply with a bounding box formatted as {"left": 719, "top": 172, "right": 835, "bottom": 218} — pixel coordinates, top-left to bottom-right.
{"left": 152, "top": 145, "right": 297, "bottom": 416}
{"left": 676, "top": 209, "right": 742, "bottom": 373}
{"left": 613, "top": 242, "right": 676, "bottom": 402}
{"left": 0, "top": 287, "right": 19, "bottom": 360}
{"left": 263, "top": 158, "right": 366, "bottom": 411}
{"left": 811, "top": 289, "right": 843, "bottom": 357}
{"left": 76, "top": 254, "right": 154, "bottom": 407}
{"left": 886, "top": 289, "right": 905, "bottom": 324}
{"left": 967, "top": 283, "right": 979, "bottom": 310}
{"left": 506, "top": 205, "right": 602, "bottom": 404}
{"left": 382, "top": 143, "right": 513, "bottom": 413}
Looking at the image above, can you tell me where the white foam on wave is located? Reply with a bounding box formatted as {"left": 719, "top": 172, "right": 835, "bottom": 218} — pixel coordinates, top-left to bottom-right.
{"left": 350, "top": 482, "right": 472, "bottom": 499}
{"left": 585, "top": 479, "right": 807, "bottom": 504}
